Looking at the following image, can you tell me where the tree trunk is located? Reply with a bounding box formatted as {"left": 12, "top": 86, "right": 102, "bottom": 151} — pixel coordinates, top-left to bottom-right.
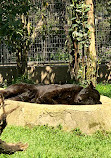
{"left": 16, "top": 52, "right": 28, "bottom": 77}
{"left": 74, "top": 41, "right": 79, "bottom": 81}
{"left": 86, "top": 0, "right": 97, "bottom": 86}
{"left": 70, "top": 0, "right": 80, "bottom": 82}
{"left": 16, "top": 14, "right": 29, "bottom": 77}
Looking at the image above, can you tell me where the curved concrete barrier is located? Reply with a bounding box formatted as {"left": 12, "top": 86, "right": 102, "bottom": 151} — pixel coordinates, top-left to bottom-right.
{"left": 1, "top": 95, "right": 111, "bottom": 134}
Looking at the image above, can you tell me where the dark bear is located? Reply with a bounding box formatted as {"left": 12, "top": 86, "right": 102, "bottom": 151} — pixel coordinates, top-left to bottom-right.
{"left": 0, "top": 82, "right": 102, "bottom": 105}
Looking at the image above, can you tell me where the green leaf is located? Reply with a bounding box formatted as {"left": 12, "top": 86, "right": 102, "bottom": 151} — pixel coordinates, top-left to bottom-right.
{"left": 85, "top": 24, "right": 91, "bottom": 29}
{"left": 84, "top": 7, "right": 91, "bottom": 12}
{"left": 76, "top": 9, "right": 82, "bottom": 13}
{"left": 71, "top": 17, "right": 76, "bottom": 21}
{"left": 70, "top": 4, "right": 74, "bottom": 7}
{"left": 72, "top": 24, "right": 78, "bottom": 28}
{"left": 77, "top": 37, "right": 81, "bottom": 41}
{"left": 76, "top": 20, "right": 81, "bottom": 24}
{"left": 69, "top": 28, "right": 73, "bottom": 32}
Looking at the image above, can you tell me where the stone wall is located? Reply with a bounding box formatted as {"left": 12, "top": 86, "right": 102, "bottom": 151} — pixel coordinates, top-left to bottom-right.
{"left": 97, "top": 62, "right": 111, "bottom": 83}
{"left": 0, "top": 62, "right": 110, "bottom": 86}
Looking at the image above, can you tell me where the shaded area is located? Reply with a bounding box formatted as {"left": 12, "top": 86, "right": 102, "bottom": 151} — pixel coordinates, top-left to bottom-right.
{"left": 28, "top": 65, "right": 71, "bottom": 84}
{"left": 97, "top": 62, "right": 111, "bottom": 83}
{"left": 0, "top": 66, "right": 18, "bottom": 87}
{"left": 0, "top": 64, "right": 110, "bottom": 87}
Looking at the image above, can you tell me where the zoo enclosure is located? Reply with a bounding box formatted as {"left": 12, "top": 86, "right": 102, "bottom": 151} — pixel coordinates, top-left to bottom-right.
{"left": 0, "top": 0, "right": 111, "bottom": 65}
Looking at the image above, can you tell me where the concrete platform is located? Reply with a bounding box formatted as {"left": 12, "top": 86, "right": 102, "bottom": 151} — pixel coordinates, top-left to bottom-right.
{"left": 1, "top": 95, "right": 111, "bottom": 134}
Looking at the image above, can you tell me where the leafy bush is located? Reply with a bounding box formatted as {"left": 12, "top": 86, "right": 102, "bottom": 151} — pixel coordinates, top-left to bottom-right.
{"left": 12, "top": 75, "right": 35, "bottom": 84}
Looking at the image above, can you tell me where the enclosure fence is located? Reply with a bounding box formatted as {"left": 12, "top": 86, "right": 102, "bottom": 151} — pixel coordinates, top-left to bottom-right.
{"left": 0, "top": 0, "right": 111, "bottom": 65}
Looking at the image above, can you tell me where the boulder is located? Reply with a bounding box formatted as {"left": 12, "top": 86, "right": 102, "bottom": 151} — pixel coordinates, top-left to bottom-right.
{"left": 1, "top": 95, "right": 110, "bottom": 134}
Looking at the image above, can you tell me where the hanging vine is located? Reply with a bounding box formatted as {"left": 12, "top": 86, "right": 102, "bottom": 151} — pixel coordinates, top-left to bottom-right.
{"left": 69, "top": 0, "right": 91, "bottom": 84}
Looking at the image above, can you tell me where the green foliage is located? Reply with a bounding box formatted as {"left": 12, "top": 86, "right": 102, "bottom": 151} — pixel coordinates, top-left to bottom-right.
{"left": 50, "top": 49, "right": 70, "bottom": 61}
{"left": 0, "top": 0, "right": 34, "bottom": 76}
{"left": 96, "top": 83, "right": 111, "bottom": 98}
{"left": 57, "top": 124, "right": 63, "bottom": 130}
{"left": 2, "top": 125, "right": 111, "bottom": 157}
{"left": 0, "top": 0, "right": 32, "bottom": 42}
{"left": 69, "top": 0, "right": 91, "bottom": 47}
{"left": 33, "top": 1, "right": 66, "bottom": 39}
{"left": 72, "top": 128, "right": 85, "bottom": 136}
{"left": 12, "top": 74, "right": 35, "bottom": 84}
{"left": 93, "top": 130, "right": 111, "bottom": 140}
{"left": 68, "top": 0, "right": 92, "bottom": 84}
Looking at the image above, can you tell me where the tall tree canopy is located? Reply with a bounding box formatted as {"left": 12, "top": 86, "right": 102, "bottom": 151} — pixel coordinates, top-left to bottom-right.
{"left": 0, "top": 0, "right": 33, "bottom": 76}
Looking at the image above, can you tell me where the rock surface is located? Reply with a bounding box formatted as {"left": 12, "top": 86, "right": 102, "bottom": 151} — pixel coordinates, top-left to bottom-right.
{"left": 0, "top": 95, "right": 111, "bottom": 134}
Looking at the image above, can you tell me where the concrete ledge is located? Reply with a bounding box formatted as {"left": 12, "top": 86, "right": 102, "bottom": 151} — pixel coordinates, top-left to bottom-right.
{"left": 0, "top": 63, "right": 110, "bottom": 86}
{"left": 1, "top": 96, "right": 111, "bottom": 134}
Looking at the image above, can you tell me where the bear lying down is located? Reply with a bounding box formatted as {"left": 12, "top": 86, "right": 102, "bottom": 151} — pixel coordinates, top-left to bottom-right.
{"left": 0, "top": 82, "right": 102, "bottom": 105}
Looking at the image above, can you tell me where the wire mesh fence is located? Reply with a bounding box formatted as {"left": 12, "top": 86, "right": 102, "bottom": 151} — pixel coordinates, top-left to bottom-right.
{"left": 94, "top": 0, "right": 111, "bottom": 62}
{"left": 28, "top": 0, "right": 71, "bottom": 64}
{"left": 0, "top": 0, "right": 110, "bottom": 65}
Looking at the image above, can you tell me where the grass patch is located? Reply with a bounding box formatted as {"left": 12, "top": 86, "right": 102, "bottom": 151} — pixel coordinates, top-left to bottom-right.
{"left": 96, "top": 83, "right": 111, "bottom": 98}
{"left": 1, "top": 126, "right": 111, "bottom": 158}
{"left": 0, "top": 84, "right": 110, "bottom": 157}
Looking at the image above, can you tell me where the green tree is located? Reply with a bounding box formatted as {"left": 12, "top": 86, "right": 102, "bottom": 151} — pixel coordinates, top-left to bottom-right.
{"left": 0, "top": 0, "right": 33, "bottom": 76}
